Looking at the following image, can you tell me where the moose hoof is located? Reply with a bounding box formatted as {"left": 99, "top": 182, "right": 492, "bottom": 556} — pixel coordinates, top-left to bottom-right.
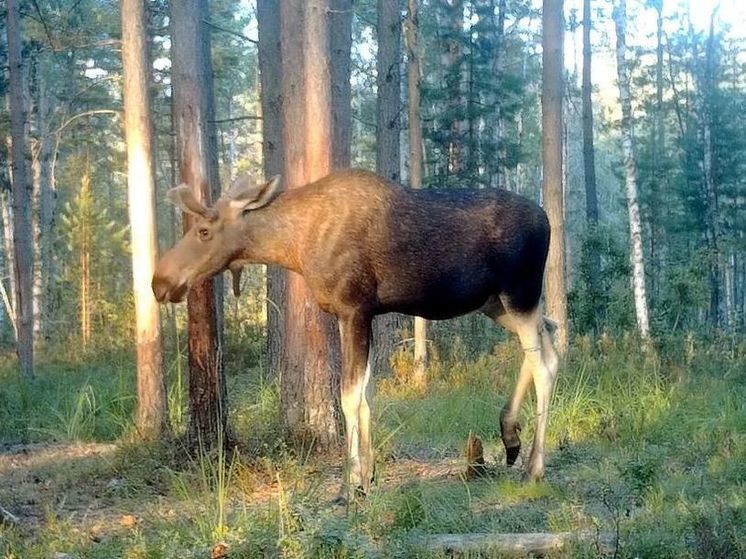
{"left": 505, "top": 444, "right": 521, "bottom": 466}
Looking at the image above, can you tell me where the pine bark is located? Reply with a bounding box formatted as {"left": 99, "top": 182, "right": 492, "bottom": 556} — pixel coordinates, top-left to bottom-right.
{"left": 257, "top": 0, "right": 286, "bottom": 378}
{"left": 171, "top": 0, "right": 227, "bottom": 446}
{"left": 406, "top": 0, "right": 428, "bottom": 388}
{"left": 7, "top": 0, "right": 35, "bottom": 377}
{"left": 280, "top": 0, "right": 343, "bottom": 449}
{"left": 581, "top": 0, "right": 601, "bottom": 321}
{"left": 542, "top": 0, "right": 568, "bottom": 355}
{"left": 122, "top": 0, "right": 167, "bottom": 440}
{"left": 613, "top": 0, "right": 651, "bottom": 341}
{"left": 373, "top": 0, "right": 402, "bottom": 377}
{"left": 330, "top": 0, "right": 353, "bottom": 169}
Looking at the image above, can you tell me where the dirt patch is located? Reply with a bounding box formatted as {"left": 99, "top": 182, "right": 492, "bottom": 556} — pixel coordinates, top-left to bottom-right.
{"left": 0, "top": 442, "right": 118, "bottom": 529}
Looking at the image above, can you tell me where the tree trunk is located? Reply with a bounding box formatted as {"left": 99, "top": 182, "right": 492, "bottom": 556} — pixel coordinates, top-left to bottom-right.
{"left": 257, "top": 0, "right": 286, "bottom": 379}
{"left": 373, "top": 0, "right": 403, "bottom": 377}
{"left": 613, "top": 0, "right": 651, "bottom": 341}
{"left": 542, "top": 0, "right": 568, "bottom": 355}
{"left": 702, "top": 12, "right": 721, "bottom": 329}
{"left": 330, "top": 0, "right": 353, "bottom": 169}
{"left": 582, "top": 0, "right": 601, "bottom": 331}
{"left": 650, "top": 0, "right": 664, "bottom": 299}
{"left": 122, "top": 0, "right": 167, "bottom": 440}
{"left": 405, "top": 0, "right": 428, "bottom": 388}
{"left": 7, "top": 0, "right": 35, "bottom": 377}
{"left": 0, "top": 190, "right": 17, "bottom": 339}
{"left": 171, "top": 0, "right": 227, "bottom": 447}
{"left": 79, "top": 166, "right": 92, "bottom": 349}
{"left": 280, "top": 0, "right": 343, "bottom": 449}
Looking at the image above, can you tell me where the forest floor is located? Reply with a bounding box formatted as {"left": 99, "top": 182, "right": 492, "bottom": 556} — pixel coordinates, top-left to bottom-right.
{"left": 0, "top": 335, "right": 744, "bottom": 558}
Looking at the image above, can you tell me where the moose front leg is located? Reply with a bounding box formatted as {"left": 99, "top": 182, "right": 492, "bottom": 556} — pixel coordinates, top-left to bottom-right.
{"left": 338, "top": 314, "right": 374, "bottom": 498}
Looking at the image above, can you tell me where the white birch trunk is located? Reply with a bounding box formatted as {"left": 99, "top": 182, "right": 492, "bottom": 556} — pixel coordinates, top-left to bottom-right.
{"left": 614, "top": 0, "right": 651, "bottom": 341}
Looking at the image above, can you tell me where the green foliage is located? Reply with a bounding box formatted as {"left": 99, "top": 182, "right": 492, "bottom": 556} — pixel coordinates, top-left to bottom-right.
{"left": 1, "top": 337, "right": 746, "bottom": 557}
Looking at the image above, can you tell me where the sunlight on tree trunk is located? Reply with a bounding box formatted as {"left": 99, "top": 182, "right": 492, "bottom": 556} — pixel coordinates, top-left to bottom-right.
{"left": 406, "top": 0, "right": 428, "bottom": 389}
{"left": 122, "top": 0, "right": 167, "bottom": 440}
{"left": 280, "top": 0, "right": 343, "bottom": 449}
{"left": 542, "top": 0, "right": 568, "bottom": 355}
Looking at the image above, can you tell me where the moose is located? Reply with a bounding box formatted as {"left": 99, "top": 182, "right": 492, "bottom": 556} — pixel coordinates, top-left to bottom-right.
{"left": 152, "top": 169, "right": 559, "bottom": 496}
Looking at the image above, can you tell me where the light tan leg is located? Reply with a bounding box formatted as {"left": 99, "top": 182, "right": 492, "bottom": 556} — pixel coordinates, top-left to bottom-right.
{"left": 490, "top": 305, "right": 558, "bottom": 479}
{"left": 338, "top": 315, "right": 372, "bottom": 495}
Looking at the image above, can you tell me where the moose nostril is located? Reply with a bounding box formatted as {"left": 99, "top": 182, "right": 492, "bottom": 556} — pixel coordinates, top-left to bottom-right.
{"left": 152, "top": 276, "right": 171, "bottom": 302}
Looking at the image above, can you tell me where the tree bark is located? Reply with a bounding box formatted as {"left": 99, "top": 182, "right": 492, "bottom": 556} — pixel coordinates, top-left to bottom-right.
{"left": 171, "top": 0, "right": 227, "bottom": 446}
{"left": 405, "top": 0, "right": 428, "bottom": 388}
{"left": 613, "top": 0, "right": 651, "bottom": 341}
{"left": 280, "top": 0, "right": 343, "bottom": 449}
{"left": 330, "top": 0, "right": 353, "bottom": 169}
{"left": 542, "top": 0, "right": 568, "bottom": 355}
{"left": 373, "top": 0, "right": 403, "bottom": 377}
{"left": 702, "top": 12, "right": 721, "bottom": 329}
{"left": 7, "top": 0, "right": 35, "bottom": 378}
{"left": 257, "top": 0, "right": 286, "bottom": 379}
{"left": 582, "top": 0, "right": 601, "bottom": 330}
{"left": 122, "top": 0, "right": 167, "bottom": 440}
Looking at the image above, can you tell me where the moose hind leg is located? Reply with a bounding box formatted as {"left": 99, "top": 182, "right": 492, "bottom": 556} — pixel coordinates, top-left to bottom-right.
{"left": 492, "top": 305, "right": 557, "bottom": 479}
{"left": 510, "top": 309, "right": 556, "bottom": 480}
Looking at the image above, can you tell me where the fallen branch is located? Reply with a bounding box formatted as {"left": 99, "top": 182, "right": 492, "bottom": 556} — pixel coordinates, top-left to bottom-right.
{"left": 0, "top": 504, "right": 20, "bottom": 526}
{"left": 408, "top": 531, "right": 614, "bottom": 556}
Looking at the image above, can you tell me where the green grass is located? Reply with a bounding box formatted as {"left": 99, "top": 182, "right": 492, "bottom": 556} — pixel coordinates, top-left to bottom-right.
{"left": 0, "top": 335, "right": 745, "bottom": 558}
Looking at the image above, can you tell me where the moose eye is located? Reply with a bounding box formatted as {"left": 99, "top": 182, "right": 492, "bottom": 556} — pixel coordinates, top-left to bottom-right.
{"left": 197, "top": 227, "right": 211, "bottom": 241}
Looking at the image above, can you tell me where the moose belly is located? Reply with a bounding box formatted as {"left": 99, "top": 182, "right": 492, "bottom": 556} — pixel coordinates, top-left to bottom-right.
{"left": 377, "top": 268, "right": 493, "bottom": 320}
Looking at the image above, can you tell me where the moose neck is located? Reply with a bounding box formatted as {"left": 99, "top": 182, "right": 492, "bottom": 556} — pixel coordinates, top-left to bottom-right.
{"left": 238, "top": 190, "right": 308, "bottom": 273}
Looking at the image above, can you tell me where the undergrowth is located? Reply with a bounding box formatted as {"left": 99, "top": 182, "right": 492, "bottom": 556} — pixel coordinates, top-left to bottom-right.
{"left": 0, "top": 333, "right": 744, "bottom": 558}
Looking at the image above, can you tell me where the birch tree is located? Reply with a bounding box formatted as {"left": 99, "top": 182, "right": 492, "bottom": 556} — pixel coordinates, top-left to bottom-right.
{"left": 613, "top": 0, "right": 651, "bottom": 341}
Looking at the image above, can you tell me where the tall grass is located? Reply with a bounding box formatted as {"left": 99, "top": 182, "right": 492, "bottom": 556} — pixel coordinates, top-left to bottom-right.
{"left": 1, "top": 333, "right": 744, "bottom": 558}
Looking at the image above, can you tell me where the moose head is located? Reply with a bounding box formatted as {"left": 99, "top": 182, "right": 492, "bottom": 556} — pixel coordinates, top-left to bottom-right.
{"left": 151, "top": 175, "right": 282, "bottom": 303}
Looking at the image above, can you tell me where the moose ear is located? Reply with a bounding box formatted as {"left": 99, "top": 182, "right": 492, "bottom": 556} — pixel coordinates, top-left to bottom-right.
{"left": 166, "top": 184, "right": 209, "bottom": 217}
{"left": 229, "top": 175, "right": 282, "bottom": 212}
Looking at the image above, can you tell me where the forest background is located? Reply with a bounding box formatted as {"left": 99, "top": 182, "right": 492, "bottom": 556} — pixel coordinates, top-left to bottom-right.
{"left": 0, "top": 0, "right": 744, "bottom": 557}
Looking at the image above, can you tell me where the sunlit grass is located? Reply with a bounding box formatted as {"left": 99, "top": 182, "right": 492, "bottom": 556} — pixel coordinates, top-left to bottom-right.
{"left": 1, "top": 334, "right": 745, "bottom": 558}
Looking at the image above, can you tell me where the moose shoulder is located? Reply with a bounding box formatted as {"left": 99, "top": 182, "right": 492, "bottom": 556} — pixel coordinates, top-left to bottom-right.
{"left": 153, "top": 169, "right": 559, "bottom": 496}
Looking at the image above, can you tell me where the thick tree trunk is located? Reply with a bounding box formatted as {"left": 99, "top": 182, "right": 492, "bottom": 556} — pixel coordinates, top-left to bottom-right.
{"left": 7, "top": 0, "right": 35, "bottom": 378}
{"left": 582, "top": 0, "right": 601, "bottom": 330}
{"left": 171, "top": 0, "right": 227, "bottom": 446}
{"left": 280, "top": 0, "right": 342, "bottom": 449}
{"left": 122, "top": 0, "right": 167, "bottom": 440}
{"left": 257, "top": 0, "right": 286, "bottom": 378}
{"left": 614, "top": 0, "right": 651, "bottom": 341}
{"left": 405, "top": 0, "right": 428, "bottom": 388}
{"left": 373, "top": 0, "right": 402, "bottom": 377}
{"left": 542, "top": 0, "right": 568, "bottom": 355}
